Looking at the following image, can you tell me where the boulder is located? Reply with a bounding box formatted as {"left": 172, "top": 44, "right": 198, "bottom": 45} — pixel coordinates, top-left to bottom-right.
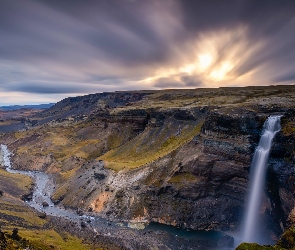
{"left": 76, "top": 209, "right": 84, "bottom": 216}
{"left": 21, "top": 192, "right": 33, "bottom": 201}
{"left": 42, "top": 201, "right": 49, "bottom": 207}
{"left": 38, "top": 212, "right": 47, "bottom": 219}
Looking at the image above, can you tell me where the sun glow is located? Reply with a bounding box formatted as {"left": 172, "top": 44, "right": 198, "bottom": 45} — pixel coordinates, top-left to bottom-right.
{"left": 209, "top": 61, "right": 234, "bottom": 81}
{"left": 198, "top": 54, "right": 213, "bottom": 71}
{"left": 137, "top": 26, "right": 264, "bottom": 88}
{"left": 180, "top": 64, "right": 196, "bottom": 74}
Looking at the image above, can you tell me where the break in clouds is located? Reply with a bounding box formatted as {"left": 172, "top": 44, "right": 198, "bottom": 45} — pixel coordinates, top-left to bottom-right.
{"left": 0, "top": 0, "right": 295, "bottom": 104}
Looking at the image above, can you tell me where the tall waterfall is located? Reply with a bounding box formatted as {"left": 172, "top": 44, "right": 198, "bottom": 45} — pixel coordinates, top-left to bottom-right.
{"left": 242, "top": 115, "right": 281, "bottom": 243}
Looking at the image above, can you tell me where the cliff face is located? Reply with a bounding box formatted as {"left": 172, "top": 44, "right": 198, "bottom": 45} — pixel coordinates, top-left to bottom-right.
{"left": 1, "top": 86, "right": 295, "bottom": 240}
{"left": 96, "top": 109, "right": 269, "bottom": 232}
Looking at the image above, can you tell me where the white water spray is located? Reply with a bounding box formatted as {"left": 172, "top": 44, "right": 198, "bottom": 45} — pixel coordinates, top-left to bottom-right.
{"left": 242, "top": 115, "right": 281, "bottom": 243}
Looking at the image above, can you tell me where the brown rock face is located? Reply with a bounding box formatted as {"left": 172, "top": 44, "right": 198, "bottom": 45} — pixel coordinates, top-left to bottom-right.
{"left": 102, "top": 110, "right": 258, "bottom": 230}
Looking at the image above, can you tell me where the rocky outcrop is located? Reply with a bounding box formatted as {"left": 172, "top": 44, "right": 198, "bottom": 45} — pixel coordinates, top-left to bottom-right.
{"left": 35, "top": 91, "right": 154, "bottom": 125}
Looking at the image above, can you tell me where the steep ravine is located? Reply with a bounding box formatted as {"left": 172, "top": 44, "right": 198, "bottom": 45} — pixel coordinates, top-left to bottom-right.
{"left": 3, "top": 109, "right": 293, "bottom": 239}
{"left": 1, "top": 88, "right": 295, "bottom": 248}
{"left": 1, "top": 144, "right": 231, "bottom": 250}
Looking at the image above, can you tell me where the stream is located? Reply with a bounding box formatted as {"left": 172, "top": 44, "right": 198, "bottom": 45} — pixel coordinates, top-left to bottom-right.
{"left": 0, "top": 144, "right": 234, "bottom": 249}
{"left": 0, "top": 144, "right": 110, "bottom": 228}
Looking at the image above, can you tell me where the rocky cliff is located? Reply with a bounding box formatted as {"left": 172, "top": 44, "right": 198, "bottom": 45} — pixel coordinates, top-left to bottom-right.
{"left": 1, "top": 86, "right": 295, "bottom": 243}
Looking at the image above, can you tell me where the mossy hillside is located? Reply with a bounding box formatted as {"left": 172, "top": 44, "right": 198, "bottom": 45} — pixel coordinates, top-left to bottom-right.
{"left": 236, "top": 227, "right": 295, "bottom": 250}
{"left": 0, "top": 208, "right": 45, "bottom": 227}
{"left": 281, "top": 119, "right": 295, "bottom": 136}
{"left": 236, "top": 243, "right": 282, "bottom": 250}
{"left": 0, "top": 164, "right": 45, "bottom": 228}
{"left": 15, "top": 124, "right": 101, "bottom": 162}
{"left": 0, "top": 228, "right": 95, "bottom": 250}
{"left": 168, "top": 172, "right": 198, "bottom": 183}
{"left": 0, "top": 168, "right": 32, "bottom": 194}
{"left": 0, "top": 198, "right": 103, "bottom": 250}
{"left": 0, "top": 193, "right": 98, "bottom": 249}
{"left": 13, "top": 119, "right": 137, "bottom": 172}
{"left": 276, "top": 227, "right": 295, "bottom": 250}
{"left": 10, "top": 120, "right": 136, "bottom": 194}
{"left": 0, "top": 197, "right": 46, "bottom": 228}
{"left": 112, "top": 86, "right": 295, "bottom": 113}
{"left": 18, "top": 229, "right": 93, "bottom": 250}
{"left": 101, "top": 119, "right": 204, "bottom": 171}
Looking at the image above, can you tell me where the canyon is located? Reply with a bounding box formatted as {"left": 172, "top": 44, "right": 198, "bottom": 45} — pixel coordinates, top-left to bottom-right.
{"left": 1, "top": 85, "right": 295, "bottom": 249}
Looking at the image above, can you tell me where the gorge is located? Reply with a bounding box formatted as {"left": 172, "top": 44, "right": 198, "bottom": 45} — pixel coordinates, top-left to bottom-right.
{"left": 1, "top": 86, "right": 295, "bottom": 249}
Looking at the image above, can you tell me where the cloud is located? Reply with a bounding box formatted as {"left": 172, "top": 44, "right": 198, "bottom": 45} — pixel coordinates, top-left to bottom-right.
{"left": 0, "top": 0, "right": 295, "bottom": 104}
{"left": 274, "top": 73, "right": 295, "bottom": 83}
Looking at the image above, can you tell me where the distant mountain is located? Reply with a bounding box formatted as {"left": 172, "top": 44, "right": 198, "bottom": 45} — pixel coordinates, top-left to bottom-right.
{"left": 0, "top": 103, "right": 55, "bottom": 111}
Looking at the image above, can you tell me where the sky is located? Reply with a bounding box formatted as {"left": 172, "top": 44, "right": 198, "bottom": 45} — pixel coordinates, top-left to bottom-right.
{"left": 0, "top": 0, "right": 295, "bottom": 105}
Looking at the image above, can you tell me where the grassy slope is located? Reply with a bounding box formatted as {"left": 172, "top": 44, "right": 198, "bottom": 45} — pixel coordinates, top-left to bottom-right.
{"left": 101, "top": 120, "right": 203, "bottom": 171}
{"left": 236, "top": 227, "right": 295, "bottom": 249}
{"left": 0, "top": 199, "right": 93, "bottom": 250}
{"left": 112, "top": 85, "right": 295, "bottom": 112}
{"left": 0, "top": 168, "right": 32, "bottom": 195}
{"left": 15, "top": 122, "right": 101, "bottom": 161}
{"left": 0, "top": 165, "right": 95, "bottom": 250}
{"left": 0, "top": 228, "right": 93, "bottom": 250}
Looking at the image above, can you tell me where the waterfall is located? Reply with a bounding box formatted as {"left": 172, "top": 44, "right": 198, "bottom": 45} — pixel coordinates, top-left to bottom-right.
{"left": 242, "top": 115, "right": 281, "bottom": 243}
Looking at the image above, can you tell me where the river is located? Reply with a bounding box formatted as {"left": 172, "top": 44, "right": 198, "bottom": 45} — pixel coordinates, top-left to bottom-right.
{"left": 0, "top": 144, "right": 111, "bottom": 228}
{"left": 0, "top": 144, "right": 234, "bottom": 249}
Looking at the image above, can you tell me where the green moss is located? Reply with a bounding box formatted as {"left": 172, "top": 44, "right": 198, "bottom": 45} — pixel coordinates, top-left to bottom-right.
{"left": 281, "top": 121, "right": 295, "bottom": 136}
{"left": 106, "top": 133, "right": 125, "bottom": 150}
{"left": 15, "top": 124, "right": 101, "bottom": 162}
{"left": 236, "top": 227, "right": 295, "bottom": 250}
{"left": 86, "top": 149, "right": 103, "bottom": 161}
{"left": 168, "top": 173, "right": 197, "bottom": 183}
{"left": 51, "top": 183, "right": 69, "bottom": 202}
{"left": 0, "top": 209, "right": 46, "bottom": 226}
{"left": 276, "top": 227, "right": 295, "bottom": 249}
{"left": 235, "top": 243, "right": 281, "bottom": 250}
{"left": 0, "top": 168, "right": 33, "bottom": 192}
{"left": 19, "top": 229, "right": 92, "bottom": 250}
{"left": 0, "top": 229, "right": 94, "bottom": 250}
{"left": 101, "top": 120, "right": 204, "bottom": 171}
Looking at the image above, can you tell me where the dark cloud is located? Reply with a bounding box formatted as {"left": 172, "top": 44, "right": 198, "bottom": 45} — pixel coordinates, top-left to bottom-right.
{"left": 4, "top": 82, "right": 88, "bottom": 94}
{"left": 153, "top": 75, "right": 203, "bottom": 89}
{"left": 0, "top": 0, "right": 295, "bottom": 104}
{"left": 179, "top": 0, "right": 244, "bottom": 32}
{"left": 153, "top": 77, "right": 183, "bottom": 89}
{"left": 274, "top": 73, "right": 295, "bottom": 83}
{"left": 179, "top": 0, "right": 295, "bottom": 36}
{"left": 181, "top": 75, "right": 203, "bottom": 87}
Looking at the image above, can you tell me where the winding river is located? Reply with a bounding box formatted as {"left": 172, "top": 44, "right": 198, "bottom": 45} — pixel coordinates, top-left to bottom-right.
{"left": 1, "top": 144, "right": 232, "bottom": 249}
{"left": 0, "top": 144, "right": 110, "bottom": 228}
